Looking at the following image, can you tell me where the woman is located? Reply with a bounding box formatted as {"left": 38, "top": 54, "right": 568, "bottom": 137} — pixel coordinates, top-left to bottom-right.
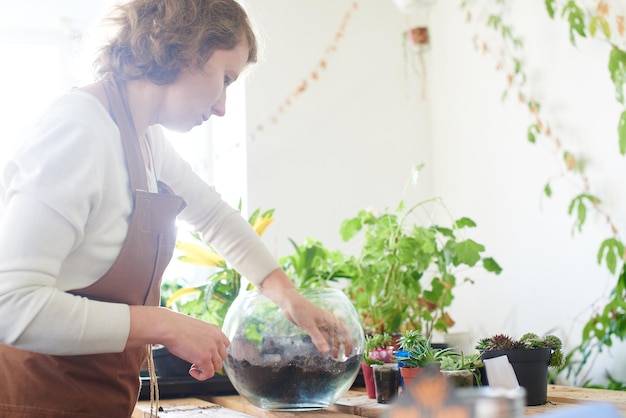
{"left": 0, "top": 0, "right": 349, "bottom": 416}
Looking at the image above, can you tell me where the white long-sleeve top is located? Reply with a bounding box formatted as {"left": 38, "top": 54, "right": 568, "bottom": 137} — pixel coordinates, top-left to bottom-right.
{"left": 0, "top": 90, "right": 279, "bottom": 355}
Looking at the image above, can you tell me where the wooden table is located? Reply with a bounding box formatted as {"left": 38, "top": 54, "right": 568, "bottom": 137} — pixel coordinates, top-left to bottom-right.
{"left": 133, "top": 385, "right": 626, "bottom": 417}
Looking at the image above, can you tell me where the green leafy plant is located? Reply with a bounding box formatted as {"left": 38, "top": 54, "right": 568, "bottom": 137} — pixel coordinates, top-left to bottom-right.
{"left": 163, "top": 203, "right": 274, "bottom": 328}
{"left": 278, "top": 237, "right": 354, "bottom": 289}
{"left": 475, "top": 332, "right": 565, "bottom": 369}
{"left": 339, "top": 170, "right": 502, "bottom": 336}
{"left": 396, "top": 330, "right": 455, "bottom": 368}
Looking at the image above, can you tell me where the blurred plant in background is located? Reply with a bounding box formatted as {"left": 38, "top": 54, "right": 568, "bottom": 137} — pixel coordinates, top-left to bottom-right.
{"left": 163, "top": 204, "right": 274, "bottom": 327}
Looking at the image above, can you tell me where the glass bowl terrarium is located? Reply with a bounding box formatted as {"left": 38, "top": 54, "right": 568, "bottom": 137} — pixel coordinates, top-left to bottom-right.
{"left": 221, "top": 288, "right": 364, "bottom": 410}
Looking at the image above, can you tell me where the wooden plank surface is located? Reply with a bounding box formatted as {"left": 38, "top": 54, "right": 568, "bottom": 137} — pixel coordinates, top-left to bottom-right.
{"left": 134, "top": 385, "right": 626, "bottom": 417}
{"left": 132, "top": 397, "right": 255, "bottom": 418}
{"left": 327, "top": 390, "right": 388, "bottom": 417}
{"left": 547, "top": 385, "right": 626, "bottom": 409}
{"left": 203, "top": 394, "right": 360, "bottom": 418}
{"left": 523, "top": 385, "right": 626, "bottom": 417}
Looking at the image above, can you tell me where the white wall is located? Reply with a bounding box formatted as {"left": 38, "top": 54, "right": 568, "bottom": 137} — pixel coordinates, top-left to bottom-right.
{"left": 243, "top": 0, "right": 433, "bottom": 258}
{"left": 244, "top": 0, "right": 626, "bottom": 385}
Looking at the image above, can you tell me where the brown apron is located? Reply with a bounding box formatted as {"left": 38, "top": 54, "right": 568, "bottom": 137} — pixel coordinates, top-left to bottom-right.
{"left": 0, "top": 76, "right": 186, "bottom": 417}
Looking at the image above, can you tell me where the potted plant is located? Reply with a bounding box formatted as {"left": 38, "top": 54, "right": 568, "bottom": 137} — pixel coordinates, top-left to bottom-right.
{"left": 395, "top": 330, "right": 455, "bottom": 388}
{"left": 278, "top": 236, "right": 354, "bottom": 289}
{"left": 361, "top": 333, "right": 395, "bottom": 399}
{"left": 339, "top": 167, "right": 502, "bottom": 338}
{"left": 475, "top": 332, "right": 565, "bottom": 406}
{"left": 439, "top": 352, "right": 483, "bottom": 388}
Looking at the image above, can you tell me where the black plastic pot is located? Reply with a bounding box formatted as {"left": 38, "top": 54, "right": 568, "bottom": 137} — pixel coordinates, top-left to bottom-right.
{"left": 481, "top": 348, "right": 551, "bottom": 406}
{"left": 140, "top": 345, "right": 236, "bottom": 400}
{"left": 152, "top": 345, "right": 193, "bottom": 377}
{"left": 372, "top": 364, "right": 399, "bottom": 404}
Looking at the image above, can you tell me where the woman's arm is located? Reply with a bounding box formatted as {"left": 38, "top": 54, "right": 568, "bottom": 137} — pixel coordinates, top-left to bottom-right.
{"left": 258, "top": 268, "right": 352, "bottom": 358}
{"left": 127, "top": 305, "right": 229, "bottom": 380}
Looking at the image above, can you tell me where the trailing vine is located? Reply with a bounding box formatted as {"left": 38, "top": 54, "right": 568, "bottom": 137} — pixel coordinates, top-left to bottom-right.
{"left": 460, "top": 0, "right": 626, "bottom": 389}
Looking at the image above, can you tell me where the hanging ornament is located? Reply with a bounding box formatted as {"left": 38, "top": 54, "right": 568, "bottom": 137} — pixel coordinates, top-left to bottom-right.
{"left": 392, "top": 0, "right": 437, "bottom": 100}
{"left": 406, "top": 26, "right": 430, "bottom": 53}
{"left": 392, "top": 0, "right": 437, "bottom": 53}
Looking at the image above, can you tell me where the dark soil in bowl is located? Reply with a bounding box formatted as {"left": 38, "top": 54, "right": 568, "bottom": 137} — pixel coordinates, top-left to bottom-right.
{"left": 226, "top": 354, "right": 361, "bottom": 404}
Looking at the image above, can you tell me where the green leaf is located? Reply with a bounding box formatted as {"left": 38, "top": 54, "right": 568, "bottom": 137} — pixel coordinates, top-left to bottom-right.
{"left": 528, "top": 124, "right": 540, "bottom": 143}
{"left": 452, "top": 239, "right": 485, "bottom": 267}
{"left": 608, "top": 47, "right": 626, "bottom": 104}
{"left": 597, "top": 238, "right": 625, "bottom": 275}
{"left": 501, "top": 26, "right": 512, "bottom": 40}
{"left": 567, "top": 194, "right": 600, "bottom": 233}
{"left": 609, "top": 47, "right": 626, "bottom": 84}
{"left": 434, "top": 226, "right": 454, "bottom": 238}
{"left": 482, "top": 257, "right": 503, "bottom": 274}
{"left": 619, "top": 110, "right": 626, "bottom": 155}
{"left": 589, "top": 16, "right": 598, "bottom": 37}
{"left": 339, "top": 217, "right": 362, "bottom": 241}
{"left": 544, "top": 182, "right": 553, "bottom": 197}
{"left": 545, "top": 0, "right": 556, "bottom": 18}
{"left": 575, "top": 200, "right": 586, "bottom": 232}
{"left": 454, "top": 217, "right": 477, "bottom": 229}
{"left": 487, "top": 15, "right": 501, "bottom": 30}
{"left": 248, "top": 207, "right": 261, "bottom": 225}
{"left": 561, "top": 0, "right": 587, "bottom": 45}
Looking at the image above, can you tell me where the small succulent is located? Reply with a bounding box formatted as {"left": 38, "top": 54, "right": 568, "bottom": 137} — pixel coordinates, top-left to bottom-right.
{"left": 475, "top": 334, "right": 521, "bottom": 351}
{"left": 363, "top": 333, "right": 394, "bottom": 366}
{"left": 475, "top": 332, "right": 565, "bottom": 368}
{"left": 440, "top": 352, "right": 483, "bottom": 371}
{"left": 396, "top": 330, "right": 455, "bottom": 368}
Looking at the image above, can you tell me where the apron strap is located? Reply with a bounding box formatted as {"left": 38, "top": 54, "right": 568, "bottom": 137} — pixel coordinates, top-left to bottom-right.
{"left": 102, "top": 74, "right": 149, "bottom": 192}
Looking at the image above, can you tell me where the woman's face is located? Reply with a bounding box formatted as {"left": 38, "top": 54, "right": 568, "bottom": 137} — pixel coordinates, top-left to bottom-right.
{"left": 157, "top": 41, "right": 249, "bottom": 132}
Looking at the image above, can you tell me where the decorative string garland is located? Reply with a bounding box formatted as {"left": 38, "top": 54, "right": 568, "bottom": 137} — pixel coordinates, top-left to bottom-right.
{"left": 249, "top": 1, "right": 360, "bottom": 141}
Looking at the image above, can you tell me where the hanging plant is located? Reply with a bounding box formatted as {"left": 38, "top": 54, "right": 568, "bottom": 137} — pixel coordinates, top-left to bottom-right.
{"left": 460, "top": 0, "right": 626, "bottom": 389}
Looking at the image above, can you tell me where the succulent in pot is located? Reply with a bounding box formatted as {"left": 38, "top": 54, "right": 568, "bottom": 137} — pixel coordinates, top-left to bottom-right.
{"left": 475, "top": 332, "right": 564, "bottom": 406}
{"left": 363, "top": 333, "right": 395, "bottom": 366}
{"left": 362, "top": 333, "right": 395, "bottom": 399}
{"left": 394, "top": 330, "right": 456, "bottom": 389}
{"left": 396, "top": 330, "right": 455, "bottom": 369}
{"left": 475, "top": 333, "right": 564, "bottom": 369}
{"left": 439, "top": 352, "right": 483, "bottom": 387}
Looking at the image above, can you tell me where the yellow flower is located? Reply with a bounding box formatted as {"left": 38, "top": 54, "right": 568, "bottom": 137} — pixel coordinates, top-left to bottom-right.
{"left": 166, "top": 287, "right": 201, "bottom": 308}
{"left": 252, "top": 216, "right": 274, "bottom": 236}
{"left": 175, "top": 241, "right": 225, "bottom": 268}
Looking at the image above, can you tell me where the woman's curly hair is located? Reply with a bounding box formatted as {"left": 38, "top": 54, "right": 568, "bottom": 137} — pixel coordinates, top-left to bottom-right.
{"left": 94, "top": 0, "right": 258, "bottom": 84}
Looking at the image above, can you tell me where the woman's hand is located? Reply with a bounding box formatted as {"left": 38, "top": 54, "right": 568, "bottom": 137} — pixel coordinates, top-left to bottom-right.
{"left": 259, "top": 269, "right": 353, "bottom": 358}
{"left": 128, "top": 306, "right": 230, "bottom": 381}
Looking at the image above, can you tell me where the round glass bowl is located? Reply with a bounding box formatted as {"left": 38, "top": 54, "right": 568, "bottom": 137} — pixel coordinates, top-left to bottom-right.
{"left": 221, "top": 288, "right": 364, "bottom": 410}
